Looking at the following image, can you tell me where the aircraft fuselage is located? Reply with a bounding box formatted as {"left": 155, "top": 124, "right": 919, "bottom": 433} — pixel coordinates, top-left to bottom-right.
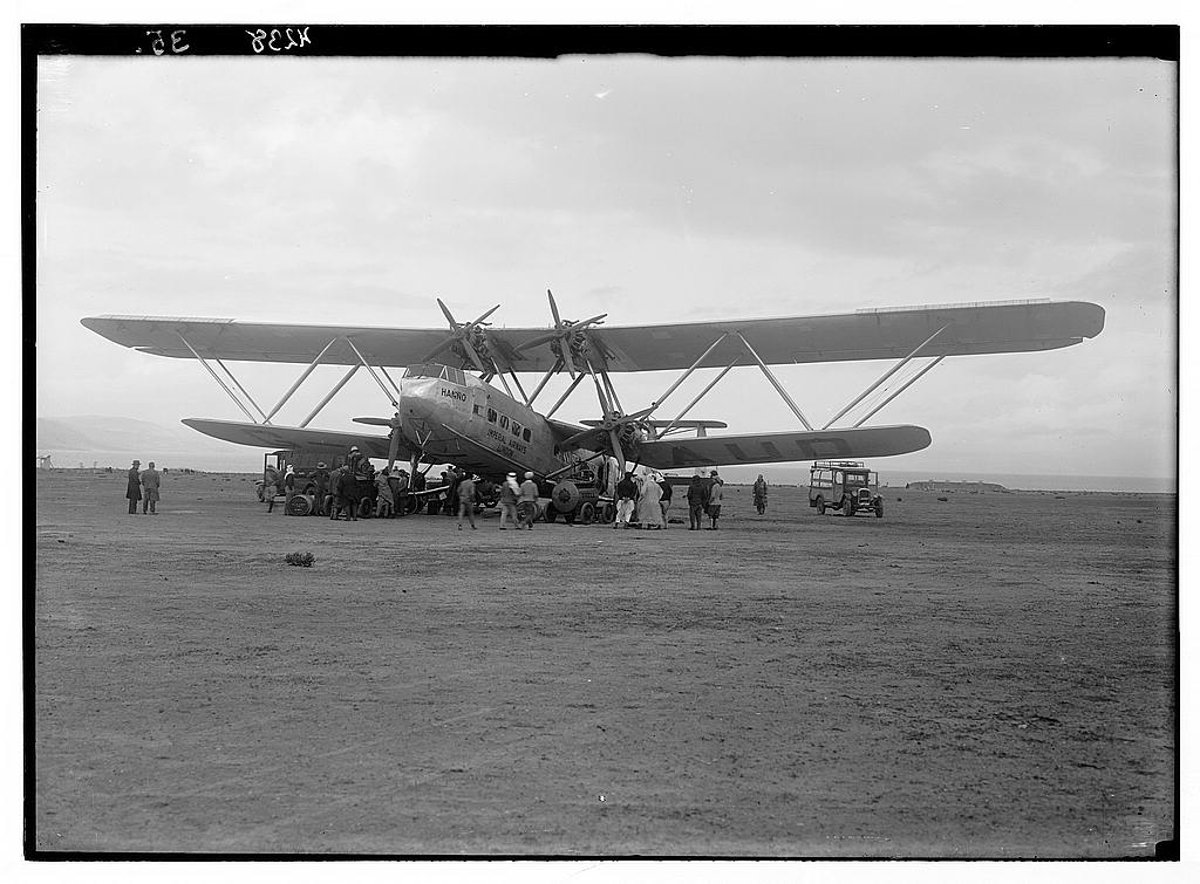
{"left": 398, "top": 363, "right": 596, "bottom": 481}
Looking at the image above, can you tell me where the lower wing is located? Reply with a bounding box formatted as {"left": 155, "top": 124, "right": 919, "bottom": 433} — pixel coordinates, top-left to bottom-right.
{"left": 635, "top": 424, "right": 931, "bottom": 470}
{"left": 182, "top": 418, "right": 405, "bottom": 461}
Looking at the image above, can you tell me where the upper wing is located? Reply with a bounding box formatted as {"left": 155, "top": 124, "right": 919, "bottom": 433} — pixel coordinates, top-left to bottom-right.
{"left": 182, "top": 418, "right": 405, "bottom": 461}
{"left": 635, "top": 424, "right": 932, "bottom": 470}
{"left": 81, "top": 300, "right": 1104, "bottom": 372}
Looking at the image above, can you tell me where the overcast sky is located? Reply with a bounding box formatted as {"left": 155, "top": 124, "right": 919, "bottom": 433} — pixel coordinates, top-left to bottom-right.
{"left": 34, "top": 53, "right": 1176, "bottom": 478}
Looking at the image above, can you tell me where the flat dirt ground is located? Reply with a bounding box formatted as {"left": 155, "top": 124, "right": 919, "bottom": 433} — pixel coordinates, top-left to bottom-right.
{"left": 32, "top": 469, "right": 1176, "bottom": 857}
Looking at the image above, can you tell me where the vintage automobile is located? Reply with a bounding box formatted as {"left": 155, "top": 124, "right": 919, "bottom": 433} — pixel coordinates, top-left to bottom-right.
{"left": 809, "top": 461, "right": 884, "bottom": 518}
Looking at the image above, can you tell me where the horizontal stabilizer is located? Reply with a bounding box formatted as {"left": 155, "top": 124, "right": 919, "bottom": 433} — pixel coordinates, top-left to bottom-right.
{"left": 635, "top": 424, "right": 931, "bottom": 470}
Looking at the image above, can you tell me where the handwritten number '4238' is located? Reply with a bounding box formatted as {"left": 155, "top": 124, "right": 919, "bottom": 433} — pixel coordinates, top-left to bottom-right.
{"left": 246, "top": 27, "right": 311, "bottom": 53}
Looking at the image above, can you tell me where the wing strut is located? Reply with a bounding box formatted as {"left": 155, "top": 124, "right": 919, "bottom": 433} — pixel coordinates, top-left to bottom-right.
{"left": 176, "top": 333, "right": 259, "bottom": 424}
{"left": 265, "top": 337, "right": 340, "bottom": 422}
{"left": 853, "top": 355, "right": 946, "bottom": 427}
{"left": 734, "top": 332, "right": 814, "bottom": 430}
{"left": 344, "top": 337, "right": 399, "bottom": 409}
{"left": 300, "top": 364, "right": 360, "bottom": 427}
{"left": 822, "top": 325, "right": 947, "bottom": 429}
{"left": 655, "top": 355, "right": 741, "bottom": 439}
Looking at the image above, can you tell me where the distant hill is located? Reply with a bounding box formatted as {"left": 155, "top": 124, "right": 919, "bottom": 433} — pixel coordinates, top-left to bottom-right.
{"left": 35, "top": 416, "right": 257, "bottom": 471}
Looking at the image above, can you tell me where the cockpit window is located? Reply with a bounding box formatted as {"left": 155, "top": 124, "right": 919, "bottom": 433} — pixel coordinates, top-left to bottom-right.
{"left": 403, "top": 364, "right": 441, "bottom": 379}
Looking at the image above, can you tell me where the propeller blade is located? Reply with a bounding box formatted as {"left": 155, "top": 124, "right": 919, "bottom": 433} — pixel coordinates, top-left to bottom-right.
{"left": 609, "top": 428, "right": 626, "bottom": 473}
{"left": 517, "top": 330, "right": 564, "bottom": 352}
{"left": 471, "top": 304, "right": 501, "bottom": 327}
{"left": 558, "top": 426, "right": 608, "bottom": 450}
{"left": 548, "top": 289, "right": 562, "bottom": 327}
{"left": 386, "top": 413, "right": 402, "bottom": 469}
{"left": 578, "top": 313, "right": 607, "bottom": 327}
{"left": 421, "top": 335, "right": 457, "bottom": 363}
{"left": 436, "top": 298, "right": 458, "bottom": 328}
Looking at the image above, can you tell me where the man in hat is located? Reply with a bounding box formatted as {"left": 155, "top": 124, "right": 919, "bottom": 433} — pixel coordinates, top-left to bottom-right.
{"left": 457, "top": 472, "right": 478, "bottom": 530}
{"left": 140, "top": 461, "right": 161, "bottom": 514}
{"left": 517, "top": 471, "right": 539, "bottom": 529}
{"left": 312, "top": 462, "right": 330, "bottom": 516}
{"left": 126, "top": 459, "right": 142, "bottom": 514}
{"left": 375, "top": 466, "right": 395, "bottom": 518}
{"left": 707, "top": 470, "right": 724, "bottom": 529}
{"left": 499, "top": 472, "right": 520, "bottom": 530}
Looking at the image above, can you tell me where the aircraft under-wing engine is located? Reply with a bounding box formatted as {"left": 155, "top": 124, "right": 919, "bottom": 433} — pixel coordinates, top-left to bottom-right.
{"left": 81, "top": 295, "right": 1105, "bottom": 492}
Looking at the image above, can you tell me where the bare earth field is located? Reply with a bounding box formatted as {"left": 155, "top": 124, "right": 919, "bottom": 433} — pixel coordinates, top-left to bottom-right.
{"left": 32, "top": 469, "right": 1176, "bottom": 857}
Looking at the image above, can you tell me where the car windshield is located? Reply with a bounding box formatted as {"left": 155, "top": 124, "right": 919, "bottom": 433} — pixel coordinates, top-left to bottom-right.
{"left": 845, "top": 473, "right": 869, "bottom": 487}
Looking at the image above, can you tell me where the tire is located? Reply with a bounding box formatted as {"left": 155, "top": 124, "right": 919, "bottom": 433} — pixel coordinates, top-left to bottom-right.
{"left": 427, "top": 498, "right": 441, "bottom": 516}
{"left": 285, "top": 494, "right": 312, "bottom": 517}
{"left": 875, "top": 501, "right": 884, "bottom": 519}
{"left": 358, "top": 498, "right": 374, "bottom": 518}
{"left": 843, "top": 497, "right": 853, "bottom": 517}
{"left": 545, "top": 503, "right": 558, "bottom": 523}
{"left": 816, "top": 496, "right": 825, "bottom": 515}
{"left": 600, "top": 503, "right": 616, "bottom": 524}
{"left": 579, "top": 502, "right": 596, "bottom": 525}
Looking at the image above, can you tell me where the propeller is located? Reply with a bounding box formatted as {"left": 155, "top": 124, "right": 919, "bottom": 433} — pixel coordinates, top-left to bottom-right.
{"left": 517, "top": 290, "right": 607, "bottom": 380}
{"left": 353, "top": 413, "right": 404, "bottom": 470}
{"left": 421, "top": 299, "right": 502, "bottom": 375}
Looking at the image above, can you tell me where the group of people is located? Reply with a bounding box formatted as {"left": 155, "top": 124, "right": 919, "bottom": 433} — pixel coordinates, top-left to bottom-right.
{"left": 124, "top": 459, "right": 162, "bottom": 514}
{"left": 685, "top": 470, "right": 726, "bottom": 530}
{"left": 613, "top": 470, "right": 675, "bottom": 529}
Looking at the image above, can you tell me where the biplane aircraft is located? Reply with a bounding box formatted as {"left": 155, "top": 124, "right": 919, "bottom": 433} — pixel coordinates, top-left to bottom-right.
{"left": 82, "top": 294, "right": 1104, "bottom": 517}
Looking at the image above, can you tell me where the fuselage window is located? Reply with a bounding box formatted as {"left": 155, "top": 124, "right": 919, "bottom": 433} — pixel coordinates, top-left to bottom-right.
{"left": 472, "top": 404, "right": 481, "bottom": 415}
{"left": 499, "top": 415, "right": 509, "bottom": 430}
{"left": 487, "top": 408, "right": 497, "bottom": 423}
{"left": 522, "top": 428, "right": 532, "bottom": 442}
{"left": 511, "top": 421, "right": 522, "bottom": 437}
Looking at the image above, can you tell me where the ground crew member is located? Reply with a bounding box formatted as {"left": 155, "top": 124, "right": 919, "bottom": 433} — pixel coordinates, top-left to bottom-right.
{"left": 687, "top": 474, "right": 706, "bottom": 531}
{"left": 140, "top": 461, "right": 161, "bottom": 514}
{"left": 708, "top": 471, "right": 724, "bottom": 530}
{"left": 614, "top": 472, "right": 637, "bottom": 529}
{"left": 126, "top": 459, "right": 142, "bottom": 514}
{"left": 312, "top": 462, "right": 330, "bottom": 516}
{"left": 375, "top": 467, "right": 395, "bottom": 518}
{"left": 330, "top": 466, "right": 358, "bottom": 521}
{"left": 753, "top": 474, "right": 768, "bottom": 515}
{"left": 457, "top": 473, "right": 478, "bottom": 530}
{"left": 499, "top": 472, "right": 520, "bottom": 530}
{"left": 517, "top": 471, "right": 539, "bottom": 529}
{"left": 658, "top": 474, "right": 673, "bottom": 527}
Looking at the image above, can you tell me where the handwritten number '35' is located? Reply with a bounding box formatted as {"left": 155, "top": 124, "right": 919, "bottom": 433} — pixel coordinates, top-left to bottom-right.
{"left": 246, "top": 27, "right": 311, "bottom": 53}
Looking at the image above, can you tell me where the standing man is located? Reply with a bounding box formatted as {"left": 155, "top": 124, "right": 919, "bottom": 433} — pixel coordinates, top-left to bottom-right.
{"left": 658, "top": 474, "right": 673, "bottom": 528}
{"left": 140, "top": 461, "right": 161, "bottom": 515}
{"left": 457, "top": 473, "right": 478, "bottom": 530}
{"left": 686, "top": 474, "right": 706, "bottom": 531}
{"left": 312, "top": 462, "right": 330, "bottom": 516}
{"left": 753, "top": 474, "right": 768, "bottom": 515}
{"left": 499, "top": 472, "right": 520, "bottom": 530}
{"left": 126, "top": 459, "right": 142, "bottom": 514}
{"left": 707, "top": 471, "right": 724, "bottom": 530}
{"left": 517, "top": 471, "right": 539, "bottom": 529}
{"left": 375, "top": 466, "right": 395, "bottom": 518}
{"left": 614, "top": 472, "right": 637, "bottom": 529}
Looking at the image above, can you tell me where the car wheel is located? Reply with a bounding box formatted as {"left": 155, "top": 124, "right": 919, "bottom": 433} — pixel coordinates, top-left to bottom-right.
{"left": 843, "top": 497, "right": 853, "bottom": 517}
{"left": 579, "top": 502, "right": 596, "bottom": 525}
{"left": 816, "top": 496, "right": 825, "bottom": 515}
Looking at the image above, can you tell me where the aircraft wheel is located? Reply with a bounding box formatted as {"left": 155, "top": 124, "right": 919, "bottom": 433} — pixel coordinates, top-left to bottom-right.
{"left": 545, "top": 503, "right": 558, "bottom": 523}
{"left": 816, "top": 496, "right": 825, "bottom": 515}
{"left": 578, "top": 502, "right": 596, "bottom": 525}
{"left": 843, "top": 498, "right": 853, "bottom": 517}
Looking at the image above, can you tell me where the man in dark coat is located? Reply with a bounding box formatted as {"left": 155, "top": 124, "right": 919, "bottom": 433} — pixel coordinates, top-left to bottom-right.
{"left": 686, "top": 474, "right": 707, "bottom": 531}
{"left": 312, "top": 462, "right": 330, "bottom": 516}
{"left": 126, "top": 459, "right": 142, "bottom": 514}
